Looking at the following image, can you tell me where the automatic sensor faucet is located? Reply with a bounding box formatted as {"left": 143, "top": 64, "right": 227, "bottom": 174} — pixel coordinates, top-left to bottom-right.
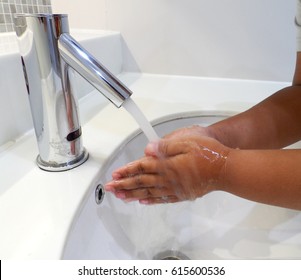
{"left": 14, "top": 14, "right": 132, "bottom": 171}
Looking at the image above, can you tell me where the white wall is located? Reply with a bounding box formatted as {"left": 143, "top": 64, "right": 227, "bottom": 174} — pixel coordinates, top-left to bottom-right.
{"left": 52, "top": 0, "right": 296, "bottom": 82}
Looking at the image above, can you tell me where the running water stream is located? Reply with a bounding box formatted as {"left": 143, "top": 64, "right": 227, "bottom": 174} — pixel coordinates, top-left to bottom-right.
{"left": 118, "top": 97, "right": 196, "bottom": 259}
{"left": 123, "top": 97, "right": 160, "bottom": 142}
{"left": 121, "top": 97, "right": 171, "bottom": 259}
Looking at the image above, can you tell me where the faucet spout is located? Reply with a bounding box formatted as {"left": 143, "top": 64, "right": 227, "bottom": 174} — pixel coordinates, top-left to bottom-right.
{"left": 14, "top": 13, "right": 131, "bottom": 171}
{"left": 58, "top": 33, "right": 132, "bottom": 108}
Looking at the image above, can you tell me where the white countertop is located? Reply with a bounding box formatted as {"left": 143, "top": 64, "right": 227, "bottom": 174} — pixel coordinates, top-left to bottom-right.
{"left": 0, "top": 72, "right": 289, "bottom": 259}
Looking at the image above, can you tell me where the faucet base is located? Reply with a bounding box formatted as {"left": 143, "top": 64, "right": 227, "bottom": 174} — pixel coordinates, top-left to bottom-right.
{"left": 36, "top": 148, "right": 89, "bottom": 172}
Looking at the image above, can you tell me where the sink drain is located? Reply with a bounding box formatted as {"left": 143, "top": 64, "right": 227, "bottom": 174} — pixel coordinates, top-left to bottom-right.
{"left": 95, "top": 184, "right": 105, "bottom": 204}
{"left": 153, "top": 250, "right": 190, "bottom": 260}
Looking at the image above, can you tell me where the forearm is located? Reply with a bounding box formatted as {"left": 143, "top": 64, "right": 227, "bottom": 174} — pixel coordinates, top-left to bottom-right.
{"left": 220, "top": 148, "right": 301, "bottom": 210}
{"left": 207, "top": 85, "right": 301, "bottom": 149}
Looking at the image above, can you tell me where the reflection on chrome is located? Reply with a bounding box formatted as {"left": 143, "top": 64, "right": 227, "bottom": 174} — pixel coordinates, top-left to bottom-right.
{"left": 14, "top": 14, "right": 132, "bottom": 171}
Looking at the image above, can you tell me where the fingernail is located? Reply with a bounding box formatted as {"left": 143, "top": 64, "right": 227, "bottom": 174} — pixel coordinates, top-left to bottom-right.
{"left": 105, "top": 181, "right": 119, "bottom": 192}
{"left": 112, "top": 172, "right": 122, "bottom": 180}
{"left": 145, "top": 141, "right": 159, "bottom": 156}
{"left": 104, "top": 183, "right": 113, "bottom": 192}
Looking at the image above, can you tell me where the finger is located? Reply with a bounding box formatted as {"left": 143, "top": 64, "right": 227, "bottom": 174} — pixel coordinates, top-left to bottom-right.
{"left": 111, "top": 157, "right": 161, "bottom": 180}
{"left": 105, "top": 173, "right": 164, "bottom": 192}
{"left": 115, "top": 185, "right": 173, "bottom": 202}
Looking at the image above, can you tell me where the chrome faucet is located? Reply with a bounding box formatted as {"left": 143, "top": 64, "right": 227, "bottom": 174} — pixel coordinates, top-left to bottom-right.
{"left": 14, "top": 14, "right": 132, "bottom": 171}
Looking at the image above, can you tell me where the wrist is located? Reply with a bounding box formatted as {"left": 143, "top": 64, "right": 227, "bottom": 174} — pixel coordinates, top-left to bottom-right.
{"left": 198, "top": 138, "right": 232, "bottom": 193}
{"left": 214, "top": 146, "right": 232, "bottom": 192}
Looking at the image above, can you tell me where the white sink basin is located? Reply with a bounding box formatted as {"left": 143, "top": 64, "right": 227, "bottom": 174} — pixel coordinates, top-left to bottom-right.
{"left": 63, "top": 113, "right": 301, "bottom": 260}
